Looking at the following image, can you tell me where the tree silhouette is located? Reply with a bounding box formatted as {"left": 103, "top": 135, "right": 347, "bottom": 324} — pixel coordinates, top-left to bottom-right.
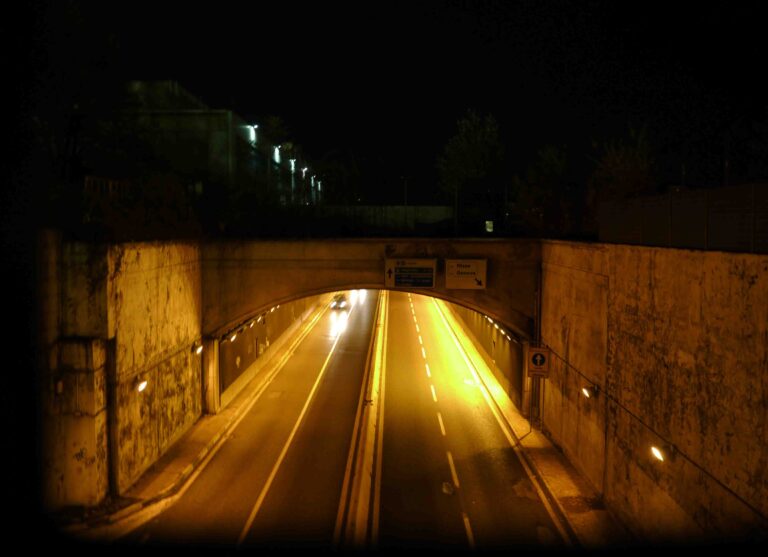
{"left": 437, "top": 110, "right": 505, "bottom": 234}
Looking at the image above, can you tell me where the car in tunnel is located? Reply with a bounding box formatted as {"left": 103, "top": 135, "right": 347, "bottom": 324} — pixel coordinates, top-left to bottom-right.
{"left": 330, "top": 293, "right": 348, "bottom": 310}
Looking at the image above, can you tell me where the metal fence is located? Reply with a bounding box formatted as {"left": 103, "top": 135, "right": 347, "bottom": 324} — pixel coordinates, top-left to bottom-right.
{"left": 598, "top": 183, "right": 768, "bottom": 253}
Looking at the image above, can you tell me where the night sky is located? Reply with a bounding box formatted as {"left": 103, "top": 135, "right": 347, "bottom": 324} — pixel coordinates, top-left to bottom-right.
{"left": 12, "top": 0, "right": 768, "bottom": 199}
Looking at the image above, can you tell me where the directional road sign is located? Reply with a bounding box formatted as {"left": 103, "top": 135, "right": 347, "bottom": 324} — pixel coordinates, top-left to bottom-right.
{"left": 528, "top": 347, "right": 550, "bottom": 377}
{"left": 445, "top": 259, "right": 487, "bottom": 289}
{"left": 385, "top": 259, "right": 437, "bottom": 288}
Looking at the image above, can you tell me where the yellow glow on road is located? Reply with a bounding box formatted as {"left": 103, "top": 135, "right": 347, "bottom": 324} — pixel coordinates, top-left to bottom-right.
{"left": 330, "top": 310, "right": 349, "bottom": 337}
{"left": 405, "top": 294, "right": 484, "bottom": 409}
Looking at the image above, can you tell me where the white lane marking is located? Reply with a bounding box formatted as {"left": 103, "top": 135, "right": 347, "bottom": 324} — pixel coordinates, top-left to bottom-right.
{"left": 446, "top": 451, "right": 460, "bottom": 487}
{"left": 462, "top": 512, "right": 476, "bottom": 549}
{"left": 418, "top": 335, "right": 423, "bottom": 345}
{"left": 415, "top": 324, "right": 420, "bottom": 333}
{"left": 413, "top": 315, "right": 417, "bottom": 324}
{"left": 237, "top": 323, "right": 345, "bottom": 546}
{"left": 425, "top": 363, "right": 431, "bottom": 378}
{"left": 421, "top": 346, "right": 426, "bottom": 359}
{"left": 437, "top": 412, "right": 446, "bottom": 436}
{"left": 430, "top": 384, "right": 437, "bottom": 402}
{"left": 432, "top": 298, "right": 574, "bottom": 546}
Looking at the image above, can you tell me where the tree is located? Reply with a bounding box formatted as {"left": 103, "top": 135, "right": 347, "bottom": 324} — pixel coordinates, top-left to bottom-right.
{"left": 436, "top": 110, "right": 506, "bottom": 234}
{"left": 514, "top": 145, "right": 570, "bottom": 235}
{"left": 588, "top": 126, "right": 656, "bottom": 203}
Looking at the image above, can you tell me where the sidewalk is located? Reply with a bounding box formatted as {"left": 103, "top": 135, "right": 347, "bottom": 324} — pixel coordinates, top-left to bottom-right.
{"left": 58, "top": 294, "right": 632, "bottom": 548}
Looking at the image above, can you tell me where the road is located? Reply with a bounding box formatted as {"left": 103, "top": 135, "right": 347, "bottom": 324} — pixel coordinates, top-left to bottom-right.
{"left": 377, "top": 291, "right": 565, "bottom": 550}
{"left": 126, "top": 289, "right": 378, "bottom": 549}
{"left": 122, "top": 289, "right": 567, "bottom": 550}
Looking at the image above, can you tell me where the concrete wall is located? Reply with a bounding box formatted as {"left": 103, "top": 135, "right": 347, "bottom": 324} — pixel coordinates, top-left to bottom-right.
{"left": 201, "top": 239, "right": 540, "bottom": 340}
{"left": 40, "top": 234, "right": 111, "bottom": 508}
{"left": 540, "top": 240, "right": 768, "bottom": 542}
{"left": 40, "top": 236, "right": 204, "bottom": 508}
{"left": 106, "top": 243, "right": 203, "bottom": 494}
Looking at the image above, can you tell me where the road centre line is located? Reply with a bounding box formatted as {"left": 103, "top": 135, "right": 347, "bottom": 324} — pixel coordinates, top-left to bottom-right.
{"left": 430, "top": 384, "right": 437, "bottom": 402}
{"left": 334, "top": 291, "right": 382, "bottom": 547}
{"left": 418, "top": 335, "right": 423, "bottom": 345}
{"left": 425, "top": 363, "right": 431, "bottom": 377}
{"left": 237, "top": 311, "right": 347, "bottom": 546}
{"left": 371, "top": 290, "right": 389, "bottom": 545}
{"left": 415, "top": 324, "right": 420, "bottom": 333}
{"left": 446, "top": 451, "right": 460, "bottom": 488}
{"left": 437, "top": 412, "right": 446, "bottom": 436}
{"left": 421, "top": 346, "right": 426, "bottom": 359}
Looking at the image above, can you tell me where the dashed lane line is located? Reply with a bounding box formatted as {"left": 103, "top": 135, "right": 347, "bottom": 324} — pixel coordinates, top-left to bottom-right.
{"left": 446, "top": 451, "right": 460, "bottom": 488}
{"left": 437, "top": 412, "right": 446, "bottom": 436}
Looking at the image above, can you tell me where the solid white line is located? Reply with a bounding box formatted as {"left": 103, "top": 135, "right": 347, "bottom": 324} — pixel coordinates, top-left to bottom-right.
{"left": 431, "top": 384, "right": 437, "bottom": 402}
{"left": 446, "top": 451, "right": 460, "bottom": 487}
{"left": 432, "top": 298, "right": 574, "bottom": 546}
{"left": 425, "top": 363, "right": 431, "bottom": 378}
{"left": 462, "top": 512, "right": 476, "bottom": 549}
{"left": 237, "top": 322, "right": 344, "bottom": 546}
{"left": 437, "top": 412, "right": 446, "bottom": 436}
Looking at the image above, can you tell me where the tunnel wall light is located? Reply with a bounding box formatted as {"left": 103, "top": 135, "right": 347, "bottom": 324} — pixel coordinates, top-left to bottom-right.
{"left": 134, "top": 376, "right": 148, "bottom": 393}
{"left": 650, "top": 443, "right": 676, "bottom": 463}
{"left": 581, "top": 385, "right": 600, "bottom": 399}
{"left": 192, "top": 340, "right": 203, "bottom": 355}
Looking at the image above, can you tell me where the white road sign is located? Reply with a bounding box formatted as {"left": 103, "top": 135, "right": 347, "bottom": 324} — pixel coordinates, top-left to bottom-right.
{"left": 445, "top": 259, "right": 487, "bottom": 289}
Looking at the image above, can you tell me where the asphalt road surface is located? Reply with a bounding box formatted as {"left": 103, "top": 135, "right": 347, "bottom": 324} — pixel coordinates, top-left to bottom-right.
{"left": 126, "top": 290, "right": 377, "bottom": 549}
{"left": 377, "top": 291, "right": 564, "bottom": 550}
{"left": 122, "top": 289, "right": 565, "bottom": 550}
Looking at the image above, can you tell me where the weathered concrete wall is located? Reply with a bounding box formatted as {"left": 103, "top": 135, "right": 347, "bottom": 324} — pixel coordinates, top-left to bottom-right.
{"left": 540, "top": 240, "right": 768, "bottom": 542}
{"left": 201, "top": 239, "right": 540, "bottom": 340}
{"left": 40, "top": 237, "right": 204, "bottom": 509}
{"left": 106, "top": 243, "right": 202, "bottom": 494}
{"left": 39, "top": 233, "right": 111, "bottom": 509}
